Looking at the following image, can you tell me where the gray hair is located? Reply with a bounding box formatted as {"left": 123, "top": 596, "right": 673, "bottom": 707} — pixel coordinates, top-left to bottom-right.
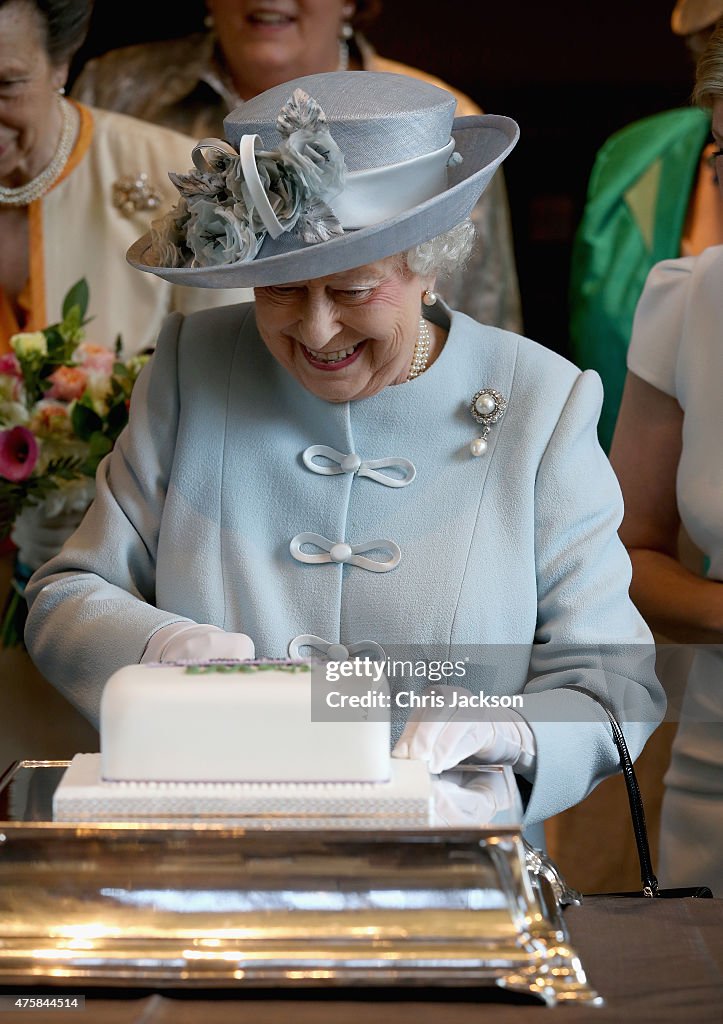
{"left": 405, "top": 219, "right": 477, "bottom": 278}
{"left": 693, "top": 20, "right": 723, "bottom": 106}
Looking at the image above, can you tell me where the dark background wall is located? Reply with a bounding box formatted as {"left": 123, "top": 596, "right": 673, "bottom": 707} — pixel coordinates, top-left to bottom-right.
{"left": 70, "top": 1, "right": 698, "bottom": 357}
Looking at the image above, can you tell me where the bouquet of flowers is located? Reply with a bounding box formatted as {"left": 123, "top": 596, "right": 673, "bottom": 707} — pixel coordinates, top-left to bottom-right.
{"left": 0, "top": 279, "right": 147, "bottom": 646}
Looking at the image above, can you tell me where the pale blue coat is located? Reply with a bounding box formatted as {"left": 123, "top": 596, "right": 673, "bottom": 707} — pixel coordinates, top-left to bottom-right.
{"left": 25, "top": 301, "right": 665, "bottom": 826}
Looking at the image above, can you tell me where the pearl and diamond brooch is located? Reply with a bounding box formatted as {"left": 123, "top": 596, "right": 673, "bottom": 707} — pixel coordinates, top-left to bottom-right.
{"left": 469, "top": 388, "right": 507, "bottom": 457}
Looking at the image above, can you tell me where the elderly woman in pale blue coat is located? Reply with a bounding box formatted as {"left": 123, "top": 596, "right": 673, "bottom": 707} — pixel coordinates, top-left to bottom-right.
{"left": 25, "top": 71, "right": 665, "bottom": 832}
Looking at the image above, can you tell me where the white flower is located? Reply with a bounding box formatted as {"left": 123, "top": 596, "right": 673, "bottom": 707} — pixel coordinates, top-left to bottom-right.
{"left": 0, "top": 376, "right": 21, "bottom": 404}
{"left": 43, "top": 476, "right": 96, "bottom": 517}
{"left": 0, "top": 399, "right": 30, "bottom": 426}
{"left": 84, "top": 370, "right": 113, "bottom": 416}
{"left": 10, "top": 331, "right": 47, "bottom": 359}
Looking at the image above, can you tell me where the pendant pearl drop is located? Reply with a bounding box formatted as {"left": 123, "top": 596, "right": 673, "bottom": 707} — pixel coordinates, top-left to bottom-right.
{"left": 470, "top": 437, "right": 488, "bottom": 457}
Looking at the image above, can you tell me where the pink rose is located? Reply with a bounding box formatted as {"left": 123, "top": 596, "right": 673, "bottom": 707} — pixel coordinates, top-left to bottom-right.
{"left": 45, "top": 365, "right": 87, "bottom": 401}
{"left": 74, "top": 343, "right": 115, "bottom": 375}
{"left": 0, "top": 353, "right": 22, "bottom": 378}
{"left": 0, "top": 426, "right": 38, "bottom": 481}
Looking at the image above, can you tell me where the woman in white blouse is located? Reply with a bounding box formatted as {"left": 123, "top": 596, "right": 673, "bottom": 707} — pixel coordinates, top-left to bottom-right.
{"left": 610, "top": 23, "right": 723, "bottom": 893}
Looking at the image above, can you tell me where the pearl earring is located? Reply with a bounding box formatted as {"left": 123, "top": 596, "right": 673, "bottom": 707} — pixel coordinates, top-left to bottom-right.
{"left": 422, "top": 289, "right": 437, "bottom": 307}
{"left": 341, "top": 4, "right": 354, "bottom": 38}
{"left": 57, "top": 86, "right": 66, "bottom": 96}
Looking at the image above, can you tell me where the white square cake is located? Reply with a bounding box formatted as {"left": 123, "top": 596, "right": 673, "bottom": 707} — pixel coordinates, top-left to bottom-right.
{"left": 53, "top": 659, "right": 432, "bottom": 825}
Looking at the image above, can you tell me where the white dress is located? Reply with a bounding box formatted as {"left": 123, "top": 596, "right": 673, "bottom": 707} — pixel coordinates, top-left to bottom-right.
{"left": 628, "top": 243, "right": 723, "bottom": 893}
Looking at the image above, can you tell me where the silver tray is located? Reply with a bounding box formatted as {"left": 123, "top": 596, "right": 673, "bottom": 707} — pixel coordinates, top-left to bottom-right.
{"left": 0, "top": 760, "right": 600, "bottom": 1006}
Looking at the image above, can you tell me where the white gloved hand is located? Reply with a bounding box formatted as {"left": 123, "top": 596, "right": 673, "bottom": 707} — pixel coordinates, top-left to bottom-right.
{"left": 430, "top": 767, "right": 516, "bottom": 827}
{"left": 392, "top": 685, "right": 535, "bottom": 775}
{"left": 430, "top": 775, "right": 499, "bottom": 827}
{"left": 142, "top": 622, "right": 255, "bottom": 664}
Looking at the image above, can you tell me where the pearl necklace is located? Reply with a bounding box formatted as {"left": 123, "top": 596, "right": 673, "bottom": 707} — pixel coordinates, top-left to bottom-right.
{"left": 0, "top": 98, "right": 77, "bottom": 207}
{"left": 407, "top": 316, "right": 432, "bottom": 380}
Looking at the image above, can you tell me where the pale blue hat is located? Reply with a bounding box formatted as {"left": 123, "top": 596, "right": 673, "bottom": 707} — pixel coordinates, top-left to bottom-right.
{"left": 127, "top": 71, "right": 519, "bottom": 287}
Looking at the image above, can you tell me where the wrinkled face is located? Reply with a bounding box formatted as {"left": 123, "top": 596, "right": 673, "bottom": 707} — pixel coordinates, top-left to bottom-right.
{"left": 713, "top": 98, "right": 723, "bottom": 202}
{"left": 0, "top": 1, "right": 67, "bottom": 185}
{"left": 207, "top": 0, "right": 350, "bottom": 95}
{"left": 254, "top": 257, "right": 434, "bottom": 402}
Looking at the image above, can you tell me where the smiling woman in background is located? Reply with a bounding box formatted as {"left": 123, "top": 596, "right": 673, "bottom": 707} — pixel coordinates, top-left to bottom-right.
{"left": 72, "top": 0, "right": 522, "bottom": 332}
{"left": 0, "top": 0, "right": 239, "bottom": 359}
{"left": 26, "top": 71, "right": 663, "bottom": 846}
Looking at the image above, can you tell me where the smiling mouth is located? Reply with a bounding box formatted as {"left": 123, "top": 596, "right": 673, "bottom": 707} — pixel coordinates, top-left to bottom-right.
{"left": 301, "top": 341, "right": 366, "bottom": 370}
{"left": 247, "top": 10, "right": 296, "bottom": 27}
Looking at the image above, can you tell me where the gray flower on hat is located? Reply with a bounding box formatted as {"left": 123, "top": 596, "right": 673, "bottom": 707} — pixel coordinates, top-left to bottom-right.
{"left": 279, "top": 127, "right": 346, "bottom": 199}
{"left": 185, "top": 198, "right": 263, "bottom": 267}
{"left": 275, "top": 88, "right": 345, "bottom": 210}
{"left": 295, "top": 197, "right": 345, "bottom": 245}
{"left": 169, "top": 168, "right": 228, "bottom": 203}
{"left": 150, "top": 199, "right": 192, "bottom": 268}
{"left": 151, "top": 86, "right": 346, "bottom": 269}
{"left": 276, "top": 88, "right": 329, "bottom": 136}
{"left": 227, "top": 153, "right": 304, "bottom": 234}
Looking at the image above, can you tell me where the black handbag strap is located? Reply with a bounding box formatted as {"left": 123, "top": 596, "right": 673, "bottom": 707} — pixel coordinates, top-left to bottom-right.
{"left": 564, "top": 685, "right": 659, "bottom": 896}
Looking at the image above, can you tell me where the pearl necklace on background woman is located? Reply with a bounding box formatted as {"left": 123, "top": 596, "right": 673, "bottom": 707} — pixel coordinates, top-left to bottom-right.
{"left": 0, "top": 97, "right": 77, "bottom": 207}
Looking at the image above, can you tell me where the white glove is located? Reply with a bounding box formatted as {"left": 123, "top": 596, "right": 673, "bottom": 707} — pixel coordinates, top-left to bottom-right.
{"left": 392, "top": 685, "right": 535, "bottom": 775}
{"left": 430, "top": 767, "right": 517, "bottom": 827}
{"left": 430, "top": 775, "right": 500, "bottom": 827}
{"left": 142, "top": 622, "right": 255, "bottom": 663}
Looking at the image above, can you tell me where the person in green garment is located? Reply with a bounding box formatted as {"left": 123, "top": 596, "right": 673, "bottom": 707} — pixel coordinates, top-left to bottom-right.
{"left": 569, "top": 0, "right": 723, "bottom": 452}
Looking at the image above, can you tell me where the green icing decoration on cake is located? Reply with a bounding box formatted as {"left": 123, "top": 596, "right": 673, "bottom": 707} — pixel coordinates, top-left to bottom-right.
{"left": 183, "top": 662, "right": 311, "bottom": 676}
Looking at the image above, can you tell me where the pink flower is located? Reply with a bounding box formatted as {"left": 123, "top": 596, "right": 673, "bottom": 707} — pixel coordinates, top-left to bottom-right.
{"left": 0, "top": 426, "right": 38, "bottom": 481}
{"left": 45, "top": 365, "right": 87, "bottom": 401}
{"left": 74, "top": 342, "right": 115, "bottom": 375}
{"left": 0, "top": 353, "right": 22, "bottom": 378}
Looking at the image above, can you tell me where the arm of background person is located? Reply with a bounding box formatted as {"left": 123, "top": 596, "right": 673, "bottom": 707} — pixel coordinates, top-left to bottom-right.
{"left": 611, "top": 370, "right": 723, "bottom": 642}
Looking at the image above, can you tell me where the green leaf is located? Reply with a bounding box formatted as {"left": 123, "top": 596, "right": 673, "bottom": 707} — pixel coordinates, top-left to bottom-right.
{"left": 106, "top": 399, "right": 129, "bottom": 439}
{"left": 71, "top": 399, "right": 103, "bottom": 441}
{"left": 0, "top": 586, "right": 26, "bottom": 648}
{"left": 80, "top": 431, "right": 113, "bottom": 475}
{"left": 62, "top": 279, "right": 89, "bottom": 322}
